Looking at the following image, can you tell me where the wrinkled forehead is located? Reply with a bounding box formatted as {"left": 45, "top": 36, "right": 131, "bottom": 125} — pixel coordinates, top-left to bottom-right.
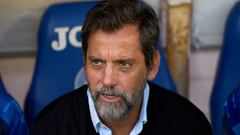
{"left": 86, "top": 25, "right": 144, "bottom": 59}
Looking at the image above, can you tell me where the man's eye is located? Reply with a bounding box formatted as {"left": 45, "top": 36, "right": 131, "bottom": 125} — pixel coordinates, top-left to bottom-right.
{"left": 91, "top": 60, "right": 103, "bottom": 66}
{"left": 119, "top": 61, "right": 131, "bottom": 69}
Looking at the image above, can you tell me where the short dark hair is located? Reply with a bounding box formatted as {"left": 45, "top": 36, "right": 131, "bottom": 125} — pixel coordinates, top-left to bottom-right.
{"left": 81, "top": 0, "right": 160, "bottom": 68}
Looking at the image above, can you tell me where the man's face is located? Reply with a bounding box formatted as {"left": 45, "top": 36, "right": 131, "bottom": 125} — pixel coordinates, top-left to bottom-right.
{"left": 85, "top": 25, "right": 153, "bottom": 121}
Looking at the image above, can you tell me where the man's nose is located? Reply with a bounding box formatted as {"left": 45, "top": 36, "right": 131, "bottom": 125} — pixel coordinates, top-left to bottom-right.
{"left": 102, "top": 64, "right": 116, "bottom": 87}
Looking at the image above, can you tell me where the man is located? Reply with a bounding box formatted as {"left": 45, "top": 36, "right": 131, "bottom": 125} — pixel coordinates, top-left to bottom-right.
{"left": 30, "top": 0, "right": 212, "bottom": 135}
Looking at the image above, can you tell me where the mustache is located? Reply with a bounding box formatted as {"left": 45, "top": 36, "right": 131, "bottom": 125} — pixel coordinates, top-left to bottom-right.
{"left": 96, "top": 87, "right": 126, "bottom": 99}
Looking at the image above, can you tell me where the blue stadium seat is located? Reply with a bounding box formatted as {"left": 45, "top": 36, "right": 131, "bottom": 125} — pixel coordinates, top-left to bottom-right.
{"left": 24, "top": 1, "right": 97, "bottom": 125}
{"left": 153, "top": 42, "right": 176, "bottom": 91}
{"left": 24, "top": 1, "right": 176, "bottom": 125}
{"left": 224, "top": 86, "right": 240, "bottom": 135}
{"left": 210, "top": 1, "right": 240, "bottom": 135}
{"left": 0, "top": 75, "right": 28, "bottom": 135}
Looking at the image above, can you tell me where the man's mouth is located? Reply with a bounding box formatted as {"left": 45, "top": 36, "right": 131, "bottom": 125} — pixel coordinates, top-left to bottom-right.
{"left": 99, "top": 94, "right": 121, "bottom": 103}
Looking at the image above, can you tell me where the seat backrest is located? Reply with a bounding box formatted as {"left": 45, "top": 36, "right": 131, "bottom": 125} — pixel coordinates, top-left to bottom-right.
{"left": 24, "top": 1, "right": 176, "bottom": 125}
{"left": 224, "top": 86, "right": 240, "bottom": 135}
{"left": 210, "top": 1, "right": 240, "bottom": 135}
{"left": 24, "top": 1, "right": 99, "bottom": 125}
{"left": 0, "top": 76, "right": 28, "bottom": 134}
{"left": 152, "top": 42, "right": 176, "bottom": 91}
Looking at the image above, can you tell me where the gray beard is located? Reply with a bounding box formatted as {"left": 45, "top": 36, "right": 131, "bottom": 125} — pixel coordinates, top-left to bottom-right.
{"left": 89, "top": 79, "right": 147, "bottom": 122}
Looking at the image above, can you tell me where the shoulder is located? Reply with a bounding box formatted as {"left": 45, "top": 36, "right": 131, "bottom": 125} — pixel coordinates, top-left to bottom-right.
{"left": 36, "top": 85, "right": 88, "bottom": 118}
{"left": 30, "top": 85, "right": 90, "bottom": 134}
{"left": 148, "top": 82, "right": 203, "bottom": 114}
{"left": 146, "top": 82, "right": 212, "bottom": 134}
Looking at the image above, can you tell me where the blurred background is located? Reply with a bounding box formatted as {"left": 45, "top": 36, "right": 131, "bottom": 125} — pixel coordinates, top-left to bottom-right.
{"left": 0, "top": 0, "right": 238, "bottom": 125}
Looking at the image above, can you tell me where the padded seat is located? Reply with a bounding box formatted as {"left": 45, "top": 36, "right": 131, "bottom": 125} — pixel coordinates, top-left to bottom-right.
{"left": 210, "top": 1, "right": 240, "bottom": 135}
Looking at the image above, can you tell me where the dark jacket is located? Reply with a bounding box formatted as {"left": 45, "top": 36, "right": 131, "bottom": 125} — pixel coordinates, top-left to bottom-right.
{"left": 30, "top": 82, "right": 212, "bottom": 135}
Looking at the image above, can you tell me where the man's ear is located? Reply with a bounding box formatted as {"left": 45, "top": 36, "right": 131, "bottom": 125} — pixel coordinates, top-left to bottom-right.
{"left": 147, "top": 51, "right": 160, "bottom": 81}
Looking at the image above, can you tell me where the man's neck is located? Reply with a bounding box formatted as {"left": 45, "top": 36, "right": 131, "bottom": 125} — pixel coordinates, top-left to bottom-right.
{"left": 102, "top": 99, "right": 142, "bottom": 135}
